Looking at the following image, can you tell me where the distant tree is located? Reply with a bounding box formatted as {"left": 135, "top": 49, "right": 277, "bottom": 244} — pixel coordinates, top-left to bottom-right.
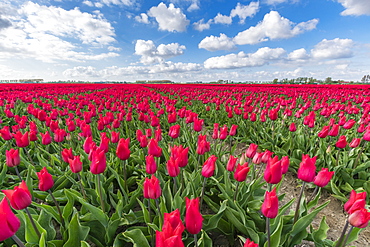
{"left": 272, "top": 78, "right": 279, "bottom": 84}
{"left": 361, "top": 75, "right": 370, "bottom": 83}
{"left": 325, "top": 77, "right": 332, "bottom": 84}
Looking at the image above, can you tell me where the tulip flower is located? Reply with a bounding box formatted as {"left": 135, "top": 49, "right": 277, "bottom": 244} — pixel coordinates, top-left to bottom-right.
{"left": 185, "top": 197, "right": 203, "bottom": 235}
{"left": 196, "top": 135, "right": 210, "bottom": 155}
{"left": 145, "top": 155, "right": 157, "bottom": 174}
{"left": 169, "top": 125, "right": 180, "bottom": 139}
{"left": 148, "top": 138, "right": 162, "bottom": 157}
{"left": 234, "top": 163, "right": 250, "bottom": 182}
{"left": 348, "top": 208, "right": 370, "bottom": 228}
{"left": 116, "top": 138, "right": 131, "bottom": 160}
{"left": 13, "top": 131, "right": 29, "bottom": 147}
{"left": 357, "top": 124, "right": 365, "bottom": 133}
{"left": 243, "top": 238, "right": 258, "bottom": 247}
{"left": 227, "top": 155, "right": 238, "bottom": 172}
{"left": 246, "top": 143, "right": 258, "bottom": 159}
{"left": 297, "top": 154, "right": 317, "bottom": 183}
{"left": 110, "top": 131, "right": 120, "bottom": 143}
{"left": 193, "top": 118, "right": 203, "bottom": 132}
{"left": 2, "top": 181, "right": 32, "bottom": 210}
{"left": 171, "top": 145, "right": 189, "bottom": 168}
{"left": 68, "top": 155, "right": 83, "bottom": 173}
{"left": 0, "top": 197, "right": 21, "bottom": 241}
{"left": 156, "top": 209, "right": 185, "bottom": 247}
{"left": 99, "top": 132, "right": 110, "bottom": 153}
{"left": 264, "top": 157, "right": 282, "bottom": 184}
{"left": 90, "top": 147, "right": 107, "bottom": 174}
{"left": 335, "top": 135, "right": 347, "bottom": 149}
{"left": 317, "top": 126, "right": 329, "bottom": 138}
{"left": 313, "top": 168, "right": 334, "bottom": 187}
{"left": 61, "top": 148, "right": 74, "bottom": 163}
{"left": 138, "top": 134, "right": 148, "bottom": 148}
{"left": 0, "top": 126, "right": 13, "bottom": 140}
{"left": 289, "top": 122, "right": 297, "bottom": 132}
{"left": 219, "top": 125, "right": 228, "bottom": 140}
{"left": 5, "top": 149, "right": 20, "bottom": 167}
{"left": 201, "top": 155, "right": 217, "bottom": 178}
{"left": 143, "top": 175, "right": 161, "bottom": 199}
{"left": 54, "top": 128, "right": 66, "bottom": 143}
{"left": 212, "top": 123, "right": 219, "bottom": 139}
{"left": 363, "top": 130, "right": 370, "bottom": 142}
{"left": 229, "top": 124, "right": 238, "bottom": 136}
{"left": 83, "top": 136, "right": 94, "bottom": 154}
{"left": 344, "top": 190, "right": 367, "bottom": 213}
{"left": 328, "top": 124, "right": 339, "bottom": 137}
{"left": 349, "top": 138, "right": 361, "bottom": 148}
{"left": 280, "top": 156, "right": 290, "bottom": 174}
{"left": 261, "top": 150, "right": 274, "bottom": 164}
{"left": 37, "top": 167, "right": 54, "bottom": 191}
{"left": 167, "top": 157, "right": 180, "bottom": 177}
{"left": 261, "top": 187, "right": 278, "bottom": 219}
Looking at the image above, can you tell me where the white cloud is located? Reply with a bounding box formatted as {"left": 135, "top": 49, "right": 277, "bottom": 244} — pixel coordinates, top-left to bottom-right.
{"left": 198, "top": 33, "right": 236, "bottom": 51}
{"left": 213, "top": 13, "right": 232, "bottom": 25}
{"left": 311, "top": 38, "right": 354, "bottom": 59}
{"left": 193, "top": 18, "right": 212, "bottom": 31}
{"left": 187, "top": 0, "right": 200, "bottom": 11}
{"left": 97, "top": 0, "right": 135, "bottom": 6}
{"left": 234, "top": 11, "right": 319, "bottom": 45}
{"left": 82, "top": 1, "right": 94, "bottom": 7}
{"left": 288, "top": 48, "right": 309, "bottom": 60}
{"left": 134, "top": 40, "right": 186, "bottom": 64}
{"left": 135, "top": 13, "right": 149, "bottom": 24}
{"left": 148, "top": 3, "right": 189, "bottom": 32}
{"left": 0, "top": 2, "right": 118, "bottom": 63}
{"left": 230, "top": 2, "right": 259, "bottom": 24}
{"left": 337, "top": 0, "right": 370, "bottom": 16}
{"left": 149, "top": 61, "right": 202, "bottom": 73}
{"left": 204, "top": 47, "right": 286, "bottom": 69}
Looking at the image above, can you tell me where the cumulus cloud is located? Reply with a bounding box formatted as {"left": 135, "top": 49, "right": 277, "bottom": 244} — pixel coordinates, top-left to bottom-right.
{"left": 198, "top": 33, "right": 236, "bottom": 51}
{"left": 135, "top": 13, "right": 149, "bottom": 24}
{"left": 288, "top": 48, "right": 309, "bottom": 60}
{"left": 337, "top": 0, "right": 370, "bottom": 16}
{"left": 193, "top": 19, "right": 212, "bottom": 31}
{"left": 230, "top": 2, "right": 259, "bottom": 24}
{"left": 135, "top": 40, "right": 186, "bottom": 64}
{"left": 234, "top": 11, "right": 318, "bottom": 45}
{"left": 148, "top": 3, "right": 189, "bottom": 32}
{"left": 0, "top": 2, "right": 118, "bottom": 62}
{"left": 213, "top": 13, "right": 232, "bottom": 25}
{"left": 204, "top": 47, "right": 286, "bottom": 69}
{"left": 311, "top": 38, "right": 354, "bottom": 59}
{"left": 149, "top": 61, "right": 202, "bottom": 73}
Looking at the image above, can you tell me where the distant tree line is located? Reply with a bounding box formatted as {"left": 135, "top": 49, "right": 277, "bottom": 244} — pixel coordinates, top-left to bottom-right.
{"left": 361, "top": 75, "right": 370, "bottom": 83}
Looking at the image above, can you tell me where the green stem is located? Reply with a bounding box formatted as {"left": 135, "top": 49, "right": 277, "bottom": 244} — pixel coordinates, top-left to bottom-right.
{"left": 123, "top": 159, "right": 127, "bottom": 192}
{"left": 200, "top": 177, "right": 207, "bottom": 212}
{"left": 266, "top": 217, "right": 271, "bottom": 247}
{"left": 48, "top": 190, "right": 64, "bottom": 226}
{"left": 25, "top": 207, "right": 41, "bottom": 238}
{"left": 354, "top": 141, "right": 366, "bottom": 169}
{"left": 234, "top": 183, "right": 239, "bottom": 201}
{"left": 14, "top": 166, "right": 22, "bottom": 181}
{"left": 77, "top": 173, "right": 87, "bottom": 200}
{"left": 342, "top": 225, "right": 354, "bottom": 247}
{"left": 194, "top": 233, "right": 198, "bottom": 247}
{"left": 156, "top": 198, "right": 162, "bottom": 229}
{"left": 293, "top": 181, "right": 306, "bottom": 224}
{"left": 97, "top": 174, "right": 105, "bottom": 213}
{"left": 335, "top": 220, "right": 349, "bottom": 247}
{"left": 11, "top": 235, "right": 26, "bottom": 247}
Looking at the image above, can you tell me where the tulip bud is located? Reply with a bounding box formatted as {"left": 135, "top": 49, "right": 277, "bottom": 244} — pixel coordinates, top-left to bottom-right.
{"left": 116, "top": 138, "right": 130, "bottom": 160}
{"left": 168, "top": 125, "right": 180, "bottom": 139}
{"left": 148, "top": 139, "right": 162, "bottom": 157}
{"left": 143, "top": 175, "right": 161, "bottom": 199}
{"left": 227, "top": 155, "right": 238, "bottom": 172}
{"left": 335, "top": 135, "right": 347, "bottom": 149}
{"left": 344, "top": 190, "right": 367, "bottom": 213}
{"left": 40, "top": 131, "right": 52, "bottom": 145}
{"left": 90, "top": 148, "right": 107, "bottom": 174}
{"left": 313, "top": 168, "right": 334, "bottom": 187}
{"left": 297, "top": 154, "right": 317, "bottom": 183}
{"left": 201, "top": 155, "right": 217, "bottom": 178}
{"left": 348, "top": 208, "right": 370, "bottom": 228}
{"left": 349, "top": 138, "right": 361, "bottom": 148}
{"left": 2, "top": 181, "right": 32, "bottom": 210}
{"left": 0, "top": 197, "right": 21, "bottom": 241}
{"left": 68, "top": 155, "right": 83, "bottom": 173}
{"left": 5, "top": 149, "right": 20, "bottom": 167}
{"left": 145, "top": 155, "right": 157, "bottom": 174}
{"left": 234, "top": 163, "right": 250, "bottom": 182}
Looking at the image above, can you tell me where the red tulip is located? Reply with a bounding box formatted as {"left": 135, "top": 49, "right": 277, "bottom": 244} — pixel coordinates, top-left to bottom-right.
{"left": 110, "top": 131, "right": 120, "bottom": 143}
{"left": 37, "top": 167, "right": 54, "bottom": 191}
{"left": 335, "top": 135, "right": 347, "bottom": 149}
{"left": 212, "top": 123, "right": 219, "bottom": 139}
{"left": 68, "top": 155, "right": 83, "bottom": 173}
{"left": 297, "top": 154, "right": 317, "bottom": 183}
{"left": 99, "top": 132, "right": 110, "bottom": 153}
{"left": 317, "top": 126, "right": 329, "bottom": 138}
{"left": 0, "top": 126, "right": 13, "bottom": 140}
{"left": 280, "top": 156, "right": 289, "bottom": 174}
{"left": 148, "top": 138, "right": 162, "bottom": 157}
{"left": 61, "top": 148, "right": 74, "bottom": 163}
{"left": 313, "top": 168, "right": 334, "bottom": 187}
{"left": 328, "top": 124, "right": 339, "bottom": 137}
{"left": 169, "top": 125, "right": 180, "bottom": 139}
{"left": 0, "top": 197, "right": 21, "bottom": 241}
{"left": 5, "top": 149, "right": 20, "bottom": 167}
{"left": 229, "top": 124, "right": 238, "bottom": 136}
{"left": 349, "top": 138, "right": 361, "bottom": 148}
{"left": 219, "top": 125, "right": 228, "bottom": 140}
{"left": 342, "top": 119, "right": 356, "bottom": 129}
{"left": 261, "top": 188, "right": 279, "bottom": 219}
{"left": 227, "top": 155, "right": 238, "bottom": 172}
{"left": 167, "top": 157, "right": 180, "bottom": 177}
{"left": 197, "top": 135, "right": 210, "bottom": 155}
{"left": 261, "top": 150, "right": 274, "bottom": 164}
{"left": 185, "top": 197, "right": 203, "bottom": 234}
{"left": 90, "top": 148, "right": 107, "bottom": 174}
{"left": 264, "top": 156, "right": 282, "bottom": 184}
{"left": 289, "top": 122, "right": 297, "bottom": 132}
{"left": 83, "top": 136, "right": 94, "bottom": 154}
{"left": 348, "top": 208, "right": 370, "bottom": 228}
{"left": 363, "top": 130, "right": 370, "bottom": 142}
{"left": 245, "top": 143, "right": 258, "bottom": 159}
{"left": 170, "top": 145, "right": 189, "bottom": 168}
{"left": 357, "top": 124, "right": 365, "bottom": 133}
{"left": 54, "top": 128, "right": 66, "bottom": 142}
{"left": 143, "top": 175, "right": 161, "bottom": 199}
{"left": 201, "top": 155, "right": 217, "bottom": 178}
{"left": 116, "top": 138, "right": 130, "bottom": 160}
{"left": 193, "top": 118, "right": 203, "bottom": 132}
{"left": 156, "top": 209, "right": 185, "bottom": 247}
{"left": 244, "top": 238, "right": 258, "bottom": 247}
{"left": 344, "top": 190, "right": 367, "bottom": 213}
{"left": 13, "top": 131, "right": 29, "bottom": 147}
{"left": 145, "top": 155, "right": 157, "bottom": 174}
{"left": 234, "top": 163, "right": 250, "bottom": 182}
{"left": 2, "top": 181, "right": 32, "bottom": 210}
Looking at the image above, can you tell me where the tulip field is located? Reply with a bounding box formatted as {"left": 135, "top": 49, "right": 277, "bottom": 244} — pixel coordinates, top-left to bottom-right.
{"left": 1, "top": 83, "right": 370, "bottom": 247}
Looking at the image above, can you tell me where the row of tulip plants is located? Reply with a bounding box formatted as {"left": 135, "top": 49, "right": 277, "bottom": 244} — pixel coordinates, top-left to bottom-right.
{"left": 0, "top": 83, "right": 369, "bottom": 247}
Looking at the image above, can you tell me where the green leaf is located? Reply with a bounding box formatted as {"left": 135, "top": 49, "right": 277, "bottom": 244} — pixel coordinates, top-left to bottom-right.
{"left": 198, "top": 230, "right": 212, "bottom": 247}
{"left": 63, "top": 211, "right": 90, "bottom": 247}
{"left": 81, "top": 241, "right": 91, "bottom": 247}
{"left": 203, "top": 200, "right": 227, "bottom": 231}
{"left": 264, "top": 217, "right": 283, "bottom": 247}
{"left": 312, "top": 216, "right": 329, "bottom": 243}
{"left": 17, "top": 210, "right": 47, "bottom": 244}
{"left": 39, "top": 232, "right": 46, "bottom": 247}
{"left": 122, "top": 229, "right": 150, "bottom": 247}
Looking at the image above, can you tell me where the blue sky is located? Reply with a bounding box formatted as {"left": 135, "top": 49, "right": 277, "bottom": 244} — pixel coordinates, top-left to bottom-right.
{"left": 0, "top": 0, "right": 369, "bottom": 82}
